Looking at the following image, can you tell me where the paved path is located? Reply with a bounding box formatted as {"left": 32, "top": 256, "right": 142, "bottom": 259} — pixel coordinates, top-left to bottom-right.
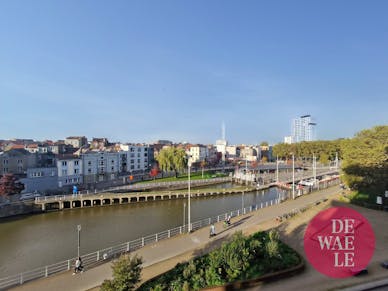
{"left": 9, "top": 186, "right": 344, "bottom": 291}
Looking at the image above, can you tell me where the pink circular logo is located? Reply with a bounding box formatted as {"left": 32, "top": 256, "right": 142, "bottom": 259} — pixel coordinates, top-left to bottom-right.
{"left": 304, "top": 207, "right": 375, "bottom": 278}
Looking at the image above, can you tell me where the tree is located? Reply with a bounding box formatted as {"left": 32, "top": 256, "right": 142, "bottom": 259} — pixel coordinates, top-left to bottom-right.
{"left": 149, "top": 166, "right": 159, "bottom": 180}
{"left": 0, "top": 174, "right": 25, "bottom": 196}
{"left": 260, "top": 141, "right": 269, "bottom": 147}
{"left": 156, "top": 147, "right": 187, "bottom": 178}
{"left": 101, "top": 254, "right": 143, "bottom": 291}
{"left": 341, "top": 125, "right": 388, "bottom": 195}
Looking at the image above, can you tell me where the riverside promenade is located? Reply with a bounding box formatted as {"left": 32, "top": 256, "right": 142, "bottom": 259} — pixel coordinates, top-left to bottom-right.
{"left": 9, "top": 186, "right": 387, "bottom": 291}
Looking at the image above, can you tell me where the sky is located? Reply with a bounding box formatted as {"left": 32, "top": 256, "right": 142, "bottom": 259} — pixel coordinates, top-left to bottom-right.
{"left": 1, "top": 0, "right": 387, "bottom": 145}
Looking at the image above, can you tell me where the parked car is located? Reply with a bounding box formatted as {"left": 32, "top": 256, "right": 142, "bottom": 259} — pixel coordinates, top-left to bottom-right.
{"left": 20, "top": 192, "right": 41, "bottom": 201}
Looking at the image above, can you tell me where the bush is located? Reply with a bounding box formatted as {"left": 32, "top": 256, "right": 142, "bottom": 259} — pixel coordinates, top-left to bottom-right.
{"left": 138, "top": 231, "right": 301, "bottom": 290}
{"left": 101, "top": 254, "right": 142, "bottom": 291}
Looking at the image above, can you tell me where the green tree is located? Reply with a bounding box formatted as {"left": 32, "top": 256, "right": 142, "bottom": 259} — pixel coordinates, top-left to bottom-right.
{"left": 156, "top": 147, "right": 187, "bottom": 177}
{"left": 101, "top": 254, "right": 143, "bottom": 291}
{"left": 341, "top": 125, "right": 388, "bottom": 195}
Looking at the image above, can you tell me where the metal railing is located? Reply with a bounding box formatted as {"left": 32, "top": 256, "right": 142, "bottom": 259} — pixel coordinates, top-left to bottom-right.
{"left": 35, "top": 177, "right": 232, "bottom": 203}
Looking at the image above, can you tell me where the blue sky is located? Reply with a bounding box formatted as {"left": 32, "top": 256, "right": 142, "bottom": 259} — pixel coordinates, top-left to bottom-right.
{"left": 1, "top": 0, "right": 387, "bottom": 145}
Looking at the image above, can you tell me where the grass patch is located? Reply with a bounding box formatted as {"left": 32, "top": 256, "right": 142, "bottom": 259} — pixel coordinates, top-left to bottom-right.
{"left": 138, "top": 230, "right": 301, "bottom": 291}
{"left": 136, "top": 171, "right": 228, "bottom": 184}
{"left": 347, "top": 191, "right": 385, "bottom": 210}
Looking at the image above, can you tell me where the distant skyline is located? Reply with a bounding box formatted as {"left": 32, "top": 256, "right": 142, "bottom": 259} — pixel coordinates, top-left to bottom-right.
{"left": 1, "top": 1, "right": 387, "bottom": 145}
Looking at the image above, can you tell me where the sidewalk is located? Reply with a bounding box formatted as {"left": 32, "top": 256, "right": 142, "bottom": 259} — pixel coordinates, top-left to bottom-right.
{"left": 9, "top": 186, "right": 347, "bottom": 291}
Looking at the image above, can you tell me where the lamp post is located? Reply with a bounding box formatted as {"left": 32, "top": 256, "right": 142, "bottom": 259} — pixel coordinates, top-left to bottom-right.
{"left": 188, "top": 156, "right": 192, "bottom": 233}
{"left": 276, "top": 155, "right": 279, "bottom": 183}
{"left": 77, "top": 224, "right": 81, "bottom": 258}
{"left": 183, "top": 202, "right": 186, "bottom": 229}
{"left": 292, "top": 154, "right": 295, "bottom": 200}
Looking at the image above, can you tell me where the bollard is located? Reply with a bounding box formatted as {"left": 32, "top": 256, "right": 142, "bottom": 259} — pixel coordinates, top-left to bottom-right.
{"left": 127, "top": 242, "right": 130, "bottom": 252}
{"left": 45, "top": 266, "right": 48, "bottom": 277}
{"left": 68, "top": 260, "right": 70, "bottom": 270}
{"left": 168, "top": 230, "right": 170, "bottom": 238}
{"left": 142, "top": 237, "right": 144, "bottom": 247}
{"left": 156, "top": 234, "right": 158, "bottom": 242}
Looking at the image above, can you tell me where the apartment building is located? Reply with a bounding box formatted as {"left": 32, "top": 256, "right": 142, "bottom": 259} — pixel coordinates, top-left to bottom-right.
{"left": 57, "top": 155, "right": 83, "bottom": 188}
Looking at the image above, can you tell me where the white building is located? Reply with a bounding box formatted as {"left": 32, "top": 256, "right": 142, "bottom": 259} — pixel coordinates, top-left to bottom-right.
{"left": 119, "top": 144, "right": 150, "bottom": 172}
{"left": 187, "top": 145, "right": 208, "bottom": 163}
{"left": 215, "top": 139, "right": 227, "bottom": 162}
{"left": 292, "top": 115, "right": 316, "bottom": 143}
{"left": 57, "top": 156, "right": 83, "bottom": 188}
{"left": 284, "top": 136, "right": 293, "bottom": 144}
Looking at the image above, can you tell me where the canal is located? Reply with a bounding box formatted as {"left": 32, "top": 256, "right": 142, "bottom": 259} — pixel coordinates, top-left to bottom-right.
{"left": 0, "top": 185, "right": 285, "bottom": 277}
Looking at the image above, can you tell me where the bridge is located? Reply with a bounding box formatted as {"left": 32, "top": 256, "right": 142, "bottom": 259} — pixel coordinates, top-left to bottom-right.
{"left": 34, "top": 177, "right": 253, "bottom": 211}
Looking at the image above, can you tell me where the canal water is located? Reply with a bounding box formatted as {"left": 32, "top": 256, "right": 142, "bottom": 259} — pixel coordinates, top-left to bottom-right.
{"left": 0, "top": 185, "right": 284, "bottom": 277}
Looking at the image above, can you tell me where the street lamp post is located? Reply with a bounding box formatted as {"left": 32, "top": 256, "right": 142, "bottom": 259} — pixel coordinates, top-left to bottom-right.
{"left": 188, "top": 157, "right": 192, "bottom": 233}
{"left": 276, "top": 155, "right": 279, "bottom": 183}
{"left": 183, "top": 202, "right": 186, "bottom": 229}
{"left": 292, "top": 154, "right": 295, "bottom": 200}
{"left": 77, "top": 224, "right": 81, "bottom": 258}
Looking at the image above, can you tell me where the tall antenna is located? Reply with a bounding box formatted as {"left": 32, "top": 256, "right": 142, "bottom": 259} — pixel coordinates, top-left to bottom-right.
{"left": 222, "top": 121, "right": 226, "bottom": 140}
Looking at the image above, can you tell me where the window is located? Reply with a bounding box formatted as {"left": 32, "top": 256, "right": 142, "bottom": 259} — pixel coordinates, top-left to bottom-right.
{"left": 74, "top": 161, "right": 79, "bottom": 166}
{"left": 17, "top": 166, "right": 23, "bottom": 172}
{"left": 137, "top": 148, "right": 141, "bottom": 152}
{"left": 3, "top": 160, "right": 8, "bottom": 165}
{"left": 137, "top": 153, "right": 140, "bottom": 157}
{"left": 74, "top": 169, "right": 78, "bottom": 174}
{"left": 62, "top": 161, "right": 67, "bottom": 166}
{"left": 111, "top": 160, "right": 114, "bottom": 164}
{"left": 88, "top": 161, "right": 91, "bottom": 165}
{"left": 17, "top": 159, "right": 23, "bottom": 164}
{"left": 111, "top": 166, "right": 114, "bottom": 171}
{"left": 99, "top": 161, "right": 104, "bottom": 166}
{"left": 88, "top": 168, "right": 92, "bottom": 173}
{"left": 144, "top": 153, "right": 148, "bottom": 157}
{"left": 130, "top": 159, "right": 134, "bottom": 164}
{"left": 130, "top": 165, "right": 135, "bottom": 169}
{"left": 3, "top": 168, "right": 8, "bottom": 173}
{"left": 130, "top": 153, "right": 135, "bottom": 158}
{"left": 137, "top": 159, "right": 140, "bottom": 163}
{"left": 62, "top": 169, "right": 67, "bottom": 176}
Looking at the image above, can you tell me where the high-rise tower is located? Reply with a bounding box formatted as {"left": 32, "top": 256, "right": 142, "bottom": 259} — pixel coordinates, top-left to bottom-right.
{"left": 292, "top": 115, "right": 316, "bottom": 142}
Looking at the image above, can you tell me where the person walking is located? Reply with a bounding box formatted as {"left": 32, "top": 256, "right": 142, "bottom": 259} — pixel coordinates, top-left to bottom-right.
{"left": 210, "top": 224, "right": 216, "bottom": 237}
{"left": 73, "top": 257, "right": 83, "bottom": 274}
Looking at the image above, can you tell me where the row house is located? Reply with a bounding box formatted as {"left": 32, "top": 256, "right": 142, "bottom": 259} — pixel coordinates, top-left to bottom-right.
{"left": 187, "top": 145, "right": 209, "bottom": 163}
{"left": 65, "top": 136, "right": 88, "bottom": 148}
{"left": 0, "top": 149, "right": 37, "bottom": 176}
{"left": 57, "top": 155, "right": 83, "bottom": 188}
{"left": 119, "top": 144, "right": 151, "bottom": 172}
{"left": 20, "top": 167, "right": 58, "bottom": 194}
{"left": 82, "top": 151, "right": 120, "bottom": 184}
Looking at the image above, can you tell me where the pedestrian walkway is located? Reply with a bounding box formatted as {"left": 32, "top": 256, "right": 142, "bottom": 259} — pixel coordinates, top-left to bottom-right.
{"left": 9, "top": 186, "right": 341, "bottom": 291}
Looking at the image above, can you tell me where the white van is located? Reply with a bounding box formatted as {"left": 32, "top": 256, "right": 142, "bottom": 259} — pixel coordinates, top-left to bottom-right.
{"left": 20, "top": 192, "right": 41, "bottom": 201}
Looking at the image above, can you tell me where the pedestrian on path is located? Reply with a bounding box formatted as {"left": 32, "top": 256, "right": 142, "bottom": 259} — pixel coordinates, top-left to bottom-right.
{"left": 73, "top": 257, "right": 83, "bottom": 275}
{"left": 210, "top": 224, "right": 216, "bottom": 237}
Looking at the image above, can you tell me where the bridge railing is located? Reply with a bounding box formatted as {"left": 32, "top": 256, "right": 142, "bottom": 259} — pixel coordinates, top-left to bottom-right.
{"left": 35, "top": 177, "right": 232, "bottom": 203}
